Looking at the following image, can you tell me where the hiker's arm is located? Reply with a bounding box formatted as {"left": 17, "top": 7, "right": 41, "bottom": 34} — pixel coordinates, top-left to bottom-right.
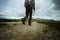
{"left": 33, "top": 0, "right": 35, "bottom": 11}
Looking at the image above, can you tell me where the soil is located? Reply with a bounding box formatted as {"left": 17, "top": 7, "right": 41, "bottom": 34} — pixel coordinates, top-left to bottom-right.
{"left": 0, "top": 21, "right": 60, "bottom": 40}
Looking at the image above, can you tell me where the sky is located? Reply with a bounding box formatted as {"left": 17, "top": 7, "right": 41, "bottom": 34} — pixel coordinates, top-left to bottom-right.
{"left": 52, "top": 0, "right": 60, "bottom": 10}
{"left": 0, "top": 0, "right": 60, "bottom": 21}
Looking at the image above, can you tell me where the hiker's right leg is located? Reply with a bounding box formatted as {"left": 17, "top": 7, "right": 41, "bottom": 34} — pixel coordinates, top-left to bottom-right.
{"left": 28, "top": 11, "right": 32, "bottom": 26}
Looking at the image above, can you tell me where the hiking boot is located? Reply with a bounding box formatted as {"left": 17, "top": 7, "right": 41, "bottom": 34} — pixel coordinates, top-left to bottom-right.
{"left": 28, "top": 22, "right": 31, "bottom": 26}
{"left": 21, "top": 19, "right": 25, "bottom": 25}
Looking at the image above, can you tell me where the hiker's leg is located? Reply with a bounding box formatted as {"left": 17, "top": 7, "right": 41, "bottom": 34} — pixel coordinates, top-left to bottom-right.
{"left": 22, "top": 10, "right": 28, "bottom": 24}
{"left": 28, "top": 11, "right": 32, "bottom": 26}
{"left": 23, "top": 11, "right": 28, "bottom": 21}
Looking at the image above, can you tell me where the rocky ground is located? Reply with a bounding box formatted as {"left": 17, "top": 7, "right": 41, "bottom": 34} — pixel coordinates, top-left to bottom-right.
{"left": 0, "top": 21, "right": 60, "bottom": 40}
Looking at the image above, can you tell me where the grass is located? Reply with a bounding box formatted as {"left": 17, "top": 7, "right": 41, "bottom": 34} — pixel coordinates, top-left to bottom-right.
{"left": 32, "top": 19, "right": 60, "bottom": 32}
{"left": 0, "top": 19, "right": 21, "bottom": 22}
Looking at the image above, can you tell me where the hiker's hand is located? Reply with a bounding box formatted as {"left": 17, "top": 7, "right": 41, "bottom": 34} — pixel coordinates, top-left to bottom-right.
{"left": 33, "top": 10, "right": 35, "bottom": 12}
{"left": 32, "top": 9, "right": 35, "bottom": 12}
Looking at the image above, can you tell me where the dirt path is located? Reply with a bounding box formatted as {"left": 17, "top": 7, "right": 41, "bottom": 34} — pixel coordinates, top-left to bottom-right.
{"left": 0, "top": 22, "right": 60, "bottom": 40}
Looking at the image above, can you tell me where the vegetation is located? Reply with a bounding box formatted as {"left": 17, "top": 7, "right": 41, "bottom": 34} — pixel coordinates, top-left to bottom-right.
{"left": 0, "top": 19, "right": 21, "bottom": 22}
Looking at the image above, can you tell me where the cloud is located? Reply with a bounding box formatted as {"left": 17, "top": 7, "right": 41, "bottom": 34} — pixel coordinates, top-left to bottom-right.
{"left": 52, "top": 0, "right": 60, "bottom": 10}
{"left": 0, "top": 0, "right": 60, "bottom": 21}
{"left": 0, "top": 0, "right": 8, "bottom": 5}
{"left": 0, "top": 0, "right": 8, "bottom": 11}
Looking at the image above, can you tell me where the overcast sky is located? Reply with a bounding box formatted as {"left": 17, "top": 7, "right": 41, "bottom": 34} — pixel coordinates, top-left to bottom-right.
{"left": 52, "top": 0, "right": 60, "bottom": 10}
{"left": 0, "top": 0, "right": 60, "bottom": 21}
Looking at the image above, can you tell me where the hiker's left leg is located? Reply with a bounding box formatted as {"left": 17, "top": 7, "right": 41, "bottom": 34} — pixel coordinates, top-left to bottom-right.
{"left": 21, "top": 10, "right": 28, "bottom": 24}
{"left": 22, "top": 11, "right": 28, "bottom": 21}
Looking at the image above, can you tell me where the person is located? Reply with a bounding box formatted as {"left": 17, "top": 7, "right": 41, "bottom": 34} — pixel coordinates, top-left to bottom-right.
{"left": 21, "top": 0, "right": 35, "bottom": 26}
